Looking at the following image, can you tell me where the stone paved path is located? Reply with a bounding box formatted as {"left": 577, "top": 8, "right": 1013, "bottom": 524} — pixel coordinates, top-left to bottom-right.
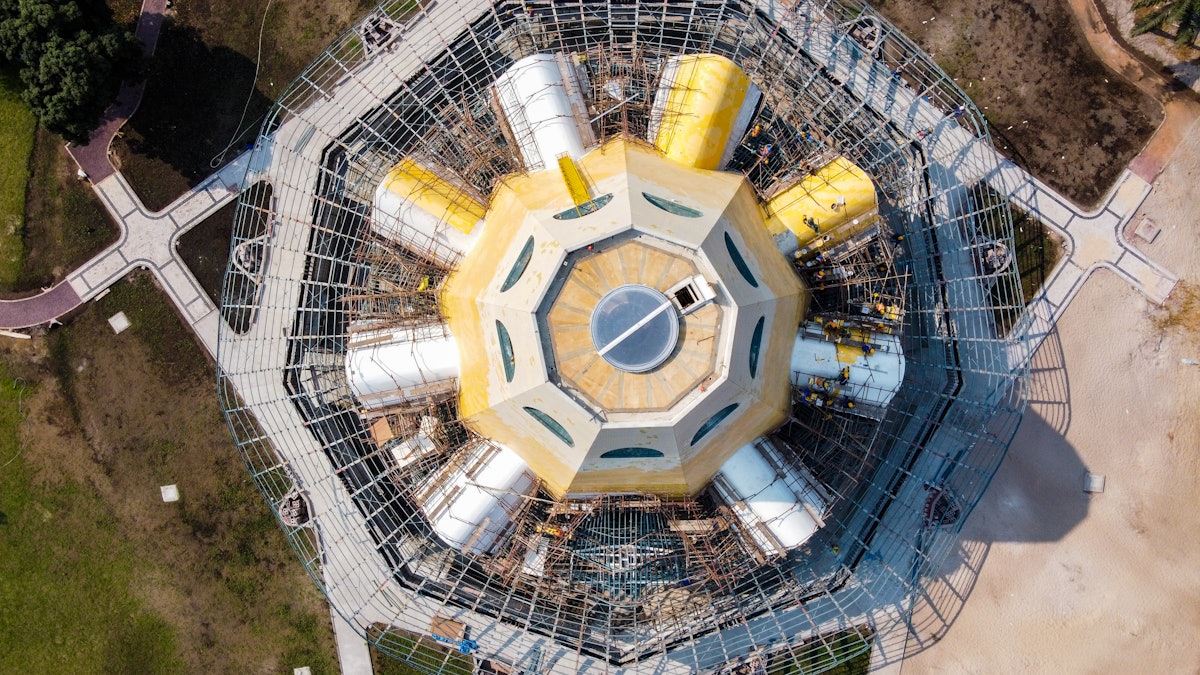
{"left": 68, "top": 0, "right": 169, "bottom": 183}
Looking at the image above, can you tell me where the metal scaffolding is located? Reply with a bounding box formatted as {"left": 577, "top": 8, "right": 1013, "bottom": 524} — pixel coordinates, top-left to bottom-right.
{"left": 216, "top": 0, "right": 1030, "bottom": 672}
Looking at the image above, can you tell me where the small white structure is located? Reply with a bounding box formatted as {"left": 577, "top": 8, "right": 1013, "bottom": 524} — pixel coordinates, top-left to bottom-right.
{"left": 1084, "top": 472, "right": 1106, "bottom": 494}
{"left": 710, "top": 439, "right": 830, "bottom": 558}
{"left": 386, "top": 415, "right": 441, "bottom": 470}
{"left": 492, "top": 53, "right": 595, "bottom": 171}
{"left": 344, "top": 333, "right": 459, "bottom": 411}
{"left": 160, "top": 484, "right": 180, "bottom": 503}
{"left": 418, "top": 442, "right": 538, "bottom": 555}
{"left": 108, "top": 311, "right": 131, "bottom": 335}
{"left": 790, "top": 322, "right": 905, "bottom": 414}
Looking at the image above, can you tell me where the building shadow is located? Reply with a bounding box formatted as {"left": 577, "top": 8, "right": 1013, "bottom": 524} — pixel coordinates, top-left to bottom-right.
{"left": 874, "top": 324, "right": 1093, "bottom": 665}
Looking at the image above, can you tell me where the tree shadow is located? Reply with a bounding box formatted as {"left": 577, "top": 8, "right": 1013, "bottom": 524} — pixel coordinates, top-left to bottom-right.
{"left": 122, "top": 20, "right": 273, "bottom": 188}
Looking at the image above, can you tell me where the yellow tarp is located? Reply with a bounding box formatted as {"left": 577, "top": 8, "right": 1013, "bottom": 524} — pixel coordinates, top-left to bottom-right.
{"left": 382, "top": 159, "right": 485, "bottom": 234}
{"left": 654, "top": 54, "right": 751, "bottom": 170}
{"left": 764, "top": 157, "right": 878, "bottom": 249}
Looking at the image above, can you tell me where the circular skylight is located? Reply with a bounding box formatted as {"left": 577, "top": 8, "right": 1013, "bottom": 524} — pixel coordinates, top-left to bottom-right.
{"left": 590, "top": 284, "right": 680, "bottom": 373}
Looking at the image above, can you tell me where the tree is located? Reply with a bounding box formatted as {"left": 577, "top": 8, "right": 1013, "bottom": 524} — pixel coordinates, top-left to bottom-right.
{"left": 0, "top": 0, "right": 140, "bottom": 143}
{"left": 1131, "top": 0, "right": 1200, "bottom": 46}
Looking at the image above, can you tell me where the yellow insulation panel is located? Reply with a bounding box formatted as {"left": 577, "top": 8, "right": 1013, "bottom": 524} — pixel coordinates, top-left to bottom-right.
{"left": 764, "top": 157, "right": 878, "bottom": 248}
{"left": 382, "top": 159, "right": 486, "bottom": 234}
{"left": 654, "top": 54, "right": 751, "bottom": 170}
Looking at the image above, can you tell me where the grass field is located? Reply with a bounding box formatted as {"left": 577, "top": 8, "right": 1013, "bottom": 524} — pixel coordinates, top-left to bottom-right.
{"left": 0, "top": 70, "right": 37, "bottom": 290}
{"left": 767, "top": 628, "right": 873, "bottom": 675}
{"left": 0, "top": 273, "right": 339, "bottom": 672}
{"left": 0, "top": 373, "right": 184, "bottom": 673}
{"left": 17, "top": 127, "right": 120, "bottom": 291}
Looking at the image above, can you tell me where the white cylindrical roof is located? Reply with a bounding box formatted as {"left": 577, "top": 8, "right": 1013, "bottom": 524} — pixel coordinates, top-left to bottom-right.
{"left": 371, "top": 181, "right": 481, "bottom": 256}
{"left": 715, "top": 441, "right": 824, "bottom": 556}
{"left": 423, "top": 443, "right": 536, "bottom": 555}
{"left": 789, "top": 327, "right": 905, "bottom": 408}
{"left": 345, "top": 334, "right": 460, "bottom": 410}
{"left": 493, "top": 54, "right": 590, "bottom": 171}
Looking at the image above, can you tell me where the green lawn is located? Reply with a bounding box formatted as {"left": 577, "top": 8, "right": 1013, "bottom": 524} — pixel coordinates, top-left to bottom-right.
{"left": 0, "top": 372, "right": 184, "bottom": 673}
{"left": 0, "top": 70, "right": 37, "bottom": 289}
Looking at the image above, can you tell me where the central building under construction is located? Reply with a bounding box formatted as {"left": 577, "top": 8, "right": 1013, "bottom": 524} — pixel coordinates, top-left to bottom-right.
{"left": 217, "top": 0, "right": 1029, "bottom": 672}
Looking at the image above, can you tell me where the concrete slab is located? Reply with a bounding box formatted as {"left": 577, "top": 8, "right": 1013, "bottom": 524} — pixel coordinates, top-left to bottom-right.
{"left": 1114, "top": 255, "right": 1177, "bottom": 304}
{"left": 1107, "top": 172, "right": 1151, "bottom": 216}
{"left": 1043, "top": 261, "right": 1084, "bottom": 308}
{"left": 108, "top": 311, "right": 131, "bottom": 334}
{"left": 332, "top": 611, "right": 374, "bottom": 675}
{"left": 1132, "top": 216, "right": 1161, "bottom": 243}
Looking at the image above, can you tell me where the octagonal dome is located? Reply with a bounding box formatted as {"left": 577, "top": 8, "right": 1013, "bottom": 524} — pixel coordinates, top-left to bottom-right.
{"left": 441, "top": 139, "right": 806, "bottom": 497}
{"left": 219, "top": 7, "right": 1033, "bottom": 670}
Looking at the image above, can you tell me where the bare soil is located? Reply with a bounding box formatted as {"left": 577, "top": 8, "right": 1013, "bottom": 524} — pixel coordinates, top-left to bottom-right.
{"left": 0, "top": 272, "right": 338, "bottom": 673}
{"left": 873, "top": 0, "right": 1162, "bottom": 206}
{"left": 178, "top": 199, "right": 235, "bottom": 306}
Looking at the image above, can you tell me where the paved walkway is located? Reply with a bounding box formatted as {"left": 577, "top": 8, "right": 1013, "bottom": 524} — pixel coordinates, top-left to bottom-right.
{"left": 63, "top": 156, "right": 248, "bottom": 354}
{"left": 68, "top": 0, "right": 169, "bottom": 182}
{"left": 0, "top": 282, "right": 82, "bottom": 329}
{"left": 986, "top": 159, "right": 1179, "bottom": 367}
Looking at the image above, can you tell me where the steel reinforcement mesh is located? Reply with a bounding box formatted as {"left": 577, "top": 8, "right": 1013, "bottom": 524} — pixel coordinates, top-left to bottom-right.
{"left": 217, "top": 0, "right": 1030, "bottom": 672}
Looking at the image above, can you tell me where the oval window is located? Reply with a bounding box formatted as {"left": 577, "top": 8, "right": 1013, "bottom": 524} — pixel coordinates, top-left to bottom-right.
{"left": 523, "top": 406, "right": 574, "bottom": 447}
{"left": 600, "top": 448, "right": 664, "bottom": 459}
{"left": 691, "top": 403, "right": 739, "bottom": 446}
{"left": 724, "top": 232, "right": 759, "bottom": 288}
{"left": 642, "top": 192, "right": 702, "bottom": 218}
{"left": 749, "top": 316, "right": 765, "bottom": 379}
{"left": 496, "top": 320, "right": 515, "bottom": 382}
{"left": 552, "top": 193, "right": 613, "bottom": 220}
{"left": 500, "top": 236, "right": 535, "bottom": 292}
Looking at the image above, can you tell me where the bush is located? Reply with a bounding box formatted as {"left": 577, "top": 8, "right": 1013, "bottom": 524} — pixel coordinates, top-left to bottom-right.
{"left": 0, "top": 0, "right": 140, "bottom": 142}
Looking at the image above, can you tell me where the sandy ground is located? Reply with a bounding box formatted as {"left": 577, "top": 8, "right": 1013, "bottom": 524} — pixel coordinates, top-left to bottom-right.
{"left": 1099, "top": 0, "right": 1200, "bottom": 93}
{"left": 896, "top": 117, "right": 1200, "bottom": 672}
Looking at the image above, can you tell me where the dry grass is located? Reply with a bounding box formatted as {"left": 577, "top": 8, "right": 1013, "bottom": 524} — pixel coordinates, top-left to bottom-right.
{"left": 1152, "top": 281, "right": 1200, "bottom": 336}
{"left": 873, "top": 0, "right": 1161, "bottom": 206}
{"left": 116, "top": 0, "right": 374, "bottom": 208}
{"left": 18, "top": 127, "right": 119, "bottom": 290}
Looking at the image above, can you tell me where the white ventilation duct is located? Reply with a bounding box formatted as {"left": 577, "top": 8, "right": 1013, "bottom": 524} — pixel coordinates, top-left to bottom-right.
{"left": 790, "top": 323, "right": 905, "bottom": 412}
{"left": 345, "top": 334, "right": 459, "bottom": 411}
{"left": 419, "top": 442, "right": 537, "bottom": 555}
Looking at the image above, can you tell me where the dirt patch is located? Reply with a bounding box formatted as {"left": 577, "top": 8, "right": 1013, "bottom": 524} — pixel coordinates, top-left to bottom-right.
{"left": 115, "top": 0, "right": 374, "bottom": 208}
{"left": 0, "top": 272, "right": 337, "bottom": 673}
{"left": 873, "top": 0, "right": 1162, "bottom": 206}
{"left": 178, "top": 199, "right": 236, "bottom": 307}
